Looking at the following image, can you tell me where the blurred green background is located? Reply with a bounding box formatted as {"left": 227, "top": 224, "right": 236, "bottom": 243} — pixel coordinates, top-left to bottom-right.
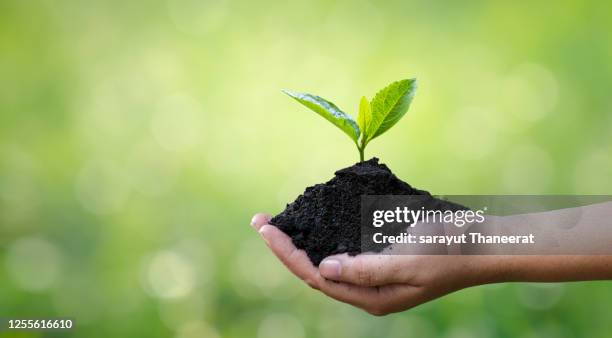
{"left": 1, "top": 0, "right": 612, "bottom": 337}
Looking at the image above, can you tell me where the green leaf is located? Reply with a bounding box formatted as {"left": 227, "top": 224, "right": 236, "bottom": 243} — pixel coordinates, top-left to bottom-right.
{"left": 282, "top": 90, "right": 360, "bottom": 142}
{"left": 357, "top": 96, "right": 371, "bottom": 141}
{"left": 367, "top": 78, "right": 417, "bottom": 143}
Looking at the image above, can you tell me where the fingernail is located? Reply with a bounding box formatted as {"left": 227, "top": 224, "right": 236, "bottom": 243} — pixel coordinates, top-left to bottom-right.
{"left": 259, "top": 225, "right": 271, "bottom": 245}
{"left": 319, "top": 259, "right": 342, "bottom": 278}
{"left": 250, "top": 215, "right": 258, "bottom": 228}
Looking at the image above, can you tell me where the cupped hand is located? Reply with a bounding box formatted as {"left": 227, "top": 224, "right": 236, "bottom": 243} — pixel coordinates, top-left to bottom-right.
{"left": 250, "top": 213, "right": 502, "bottom": 315}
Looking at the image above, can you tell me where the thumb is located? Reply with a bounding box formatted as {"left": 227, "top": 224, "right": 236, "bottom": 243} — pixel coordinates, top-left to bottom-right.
{"left": 318, "top": 254, "right": 410, "bottom": 286}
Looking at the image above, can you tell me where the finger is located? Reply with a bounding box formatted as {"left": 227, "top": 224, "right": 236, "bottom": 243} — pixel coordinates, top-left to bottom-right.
{"left": 258, "top": 224, "right": 320, "bottom": 289}
{"left": 319, "top": 254, "right": 410, "bottom": 286}
{"left": 250, "top": 213, "right": 272, "bottom": 231}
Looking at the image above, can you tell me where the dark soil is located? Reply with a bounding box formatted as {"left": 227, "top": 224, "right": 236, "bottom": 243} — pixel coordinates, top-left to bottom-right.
{"left": 270, "top": 158, "right": 463, "bottom": 265}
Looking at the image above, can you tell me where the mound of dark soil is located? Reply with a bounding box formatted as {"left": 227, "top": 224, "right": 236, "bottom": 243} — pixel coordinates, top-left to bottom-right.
{"left": 270, "top": 158, "right": 462, "bottom": 265}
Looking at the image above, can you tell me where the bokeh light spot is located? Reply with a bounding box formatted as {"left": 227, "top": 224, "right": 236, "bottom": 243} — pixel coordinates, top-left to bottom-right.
{"left": 176, "top": 320, "right": 220, "bottom": 338}
{"left": 517, "top": 283, "right": 565, "bottom": 310}
{"left": 573, "top": 149, "right": 612, "bottom": 193}
{"left": 257, "top": 313, "right": 305, "bottom": 338}
{"left": 151, "top": 93, "right": 204, "bottom": 152}
{"left": 75, "top": 159, "right": 131, "bottom": 214}
{"left": 5, "top": 237, "right": 63, "bottom": 292}
{"left": 159, "top": 294, "right": 208, "bottom": 330}
{"left": 143, "top": 250, "right": 196, "bottom": 299}
{"left": 127, "top": 139, "right": 180, "bottom": 197}
{"left": 502, "top": 143, "right": 554, "bottom": 193}
{"left": 167, "top": 0, "right": 229, "bottom": 35}
{"left": 232, "top": 238, "right": 299, "bottom": 300}
{"left": 387, "top": 315, "right": 436, "bottom": 338}
{"left": 501, "top": 63, "right": 559, "bottom": 122}
{"left": 0, "top": 146, "right": 39, "bottom": 224}
{"left": 447, "top": 106, "right": 502, "bottom": 160}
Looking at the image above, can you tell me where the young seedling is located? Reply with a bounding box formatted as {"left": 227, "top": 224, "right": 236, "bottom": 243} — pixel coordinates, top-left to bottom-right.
{"left": 283, "top": 79, "right": 417, "bottom": 162}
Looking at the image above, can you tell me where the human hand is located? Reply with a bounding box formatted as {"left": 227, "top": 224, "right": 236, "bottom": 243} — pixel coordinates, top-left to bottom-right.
{"left": 250, "top": 213, "right": 506, "bottom": 315}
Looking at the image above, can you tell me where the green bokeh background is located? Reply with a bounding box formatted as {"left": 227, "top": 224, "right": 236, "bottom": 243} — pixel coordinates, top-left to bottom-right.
{"left": 1, "top": 0, "right": 612, "bottom": 337}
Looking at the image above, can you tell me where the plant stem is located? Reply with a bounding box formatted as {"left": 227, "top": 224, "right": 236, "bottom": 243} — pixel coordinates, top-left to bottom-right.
{"left": 358, "top": 145, "right": 364, "bottom": 162}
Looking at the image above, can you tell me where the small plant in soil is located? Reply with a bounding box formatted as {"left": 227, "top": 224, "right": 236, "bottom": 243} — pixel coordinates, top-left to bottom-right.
{"left": 282, "top": 78, "right": 417, "bottom": 162}
{"left": 272, "top": 79, "right": 460, "bottom": 265}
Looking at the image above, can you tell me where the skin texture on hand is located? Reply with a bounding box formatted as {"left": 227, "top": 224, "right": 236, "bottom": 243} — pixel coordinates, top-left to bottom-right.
{"left": 251, "top": 213, "right": 612, "bottom": 316}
